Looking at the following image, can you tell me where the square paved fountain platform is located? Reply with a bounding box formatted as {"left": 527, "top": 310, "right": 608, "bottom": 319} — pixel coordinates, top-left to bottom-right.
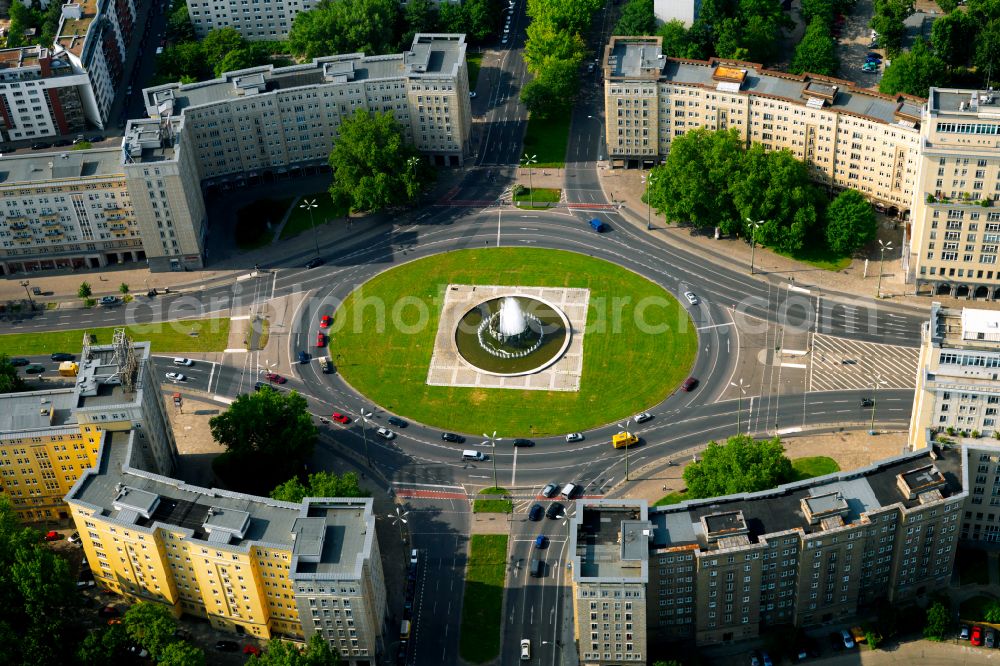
{"left": 426, "top": 284, "right": 590, "bottom": 391}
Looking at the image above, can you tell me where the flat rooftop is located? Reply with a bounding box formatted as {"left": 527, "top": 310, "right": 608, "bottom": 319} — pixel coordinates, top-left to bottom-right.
{"left": 927, "top": 303, "right": 1000, "bottom": 351}
{"left": 0, "top": 388, "right": 77, "bottom": 433}
{"left": 291, "top": 501, "right": 374, "bottom": 579}
{"left": 0, "top": 148, "right": 123, "bottom": 185}
{"left": 931, "top": 88, "right": 1000, "bottom": 114}
{"left": 574, "top": 504, "right": 649, "bottom": 579}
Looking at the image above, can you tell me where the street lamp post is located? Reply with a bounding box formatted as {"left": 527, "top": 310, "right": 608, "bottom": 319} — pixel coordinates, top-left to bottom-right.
{"left": 388, "top": 506, "right": 409, "bottom": 542}
{"left": 359, "top": 409, "right": 373, "bottom": 467}
{"left": 731, "top": 379, "right": 749, "bottom": 434}
{"left": 482, "top": 431, "right": 503, "bottom": 490}
{"left": 522, "top": 153, "right": 537, "bottom": 207}
{"left": 618, "top": 419, "right": 633, "bottom": 482}
{"left": 875, "top": 239, "right": 894, "bottom": 299}
{"left": 642, "top": 171, "right": 657, "bottom": 230}
{"left": 869, "top": 372, "right": 887, "bottom": 435}
{"left": 299, "top": 198, "right": 320, "bottom": 259}
{"left": 746, "top": 218, "right": 764, "bottom": 275}
{"left": 19, "top": 280, "right": 33, "bottom": 307}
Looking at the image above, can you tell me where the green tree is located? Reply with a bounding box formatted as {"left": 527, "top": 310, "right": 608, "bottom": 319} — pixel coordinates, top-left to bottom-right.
{"left": 158, "top": 640, "right": 207, "bottom": 666}
{"left": 871, "top": 0, "right": 913, "bottom": 54}
{"left": 824, "top": 189, "right": 877, "bottom": 256}
{"left": 201, "top": 27, "right": 246, "bottom": 67}
{"left": 215, "top": 47, "right": 262, "bottom": 77}
{"left": 288, "top": 0, "right": 401, "bottom": 59}
{"left": 682, "top": 434, "right": 794, "bottom": 499}
{"left": 657, "top": 20, "right": 692, "bottom": 57}
{"left": 77, "top": 624, "right": 129, "bottom": 664}
{"left": 923, "top": 601, "right": 950, "bottom": 640}
{"left": 736, "top": 0, "right": 792, "bottom": 63}
{"left": 166, "top": 1, "right": 196, "bottom": 42}
{"left": 0, "top": 354, "right": 27, "bottom": 394}
{"left": 526, "top": 0, "right": 603, "bottom": 34}
{"left": 615, "top": 0, "right": 656, "bottom": 35}
{"left": 436, "top": 1, "right": 466, "bottom": 32}
{"left": 271, "top": 471, "right": 370, "bottom": 502}
{"left": 985, "top": 599, "right": 1000, "bottom": 623}
{"left": 652, "top": 661, "right": 683, "bottom": 666}
{"left": 975, "top": 19, "right": 1000, "bottom": 78}
{"left": 77, "top": 281, "right": 92, "bottom": 299}
{"left": 124, "top": 601, "right": 178, "bottom": 659}
{"left": 249, "top": 633, "right": 342, "bottom": 665}
{"left": 523, "top": 20, "right": 587, "bottom": 75}
{"left": 209, "top": 387, "right": 317, "bottom": 482}
{"left": 119, "top": 282, "right": 130, "bottom": 296}
{"left": 327, "top": 109, "right": 432, "bottom": 213}
{"left": 463, "top": 0, "right": 501, "bottom": 42}
{"left": 521, "top": 58, "right": 580, "bottom": 118}
{"left": 401, "top": 0, "right": 437, "bottom": 46}
{"left": 930, "top": 10, "right": 975, "bottom": 67}
{"left": 790, "top": 17, "right": 838, "bottom": 75}
{"left": 714, "top": 17, "right": 748, "bottom": 59}
{"left": 801, "top": 0, "right": 835, "bottom": 24}
{"left": 878, "top": 38, "right": 947, "bottom": 97}
{"left": 937, "top": 0, "right": 959, "bottom": 11}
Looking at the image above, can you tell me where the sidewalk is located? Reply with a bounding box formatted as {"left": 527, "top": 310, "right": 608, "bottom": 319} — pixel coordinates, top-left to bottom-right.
{"left": 594, "top": 167, "right": 999, "bottom": 313}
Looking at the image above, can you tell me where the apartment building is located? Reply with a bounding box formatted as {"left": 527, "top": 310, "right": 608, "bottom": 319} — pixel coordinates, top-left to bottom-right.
{"left": 0, "top": 335, "right": 178, "bottom": 522}
{"left": 653, "top": 0, "right": 701, "bottom": 27}
{"left": 602, "top": 36, "right": 923, "bottom": 217}
{"left": 141, "top": 32, "right": 472, "bottom": 177}
{"left": 187, "top": 0, "right": 322, "bottom": 40}
{"left": 0, "top": 148, "right": 146, "bottom": 274}
{"left": 570, "top": 447, "right": 966, "bottom": 661}
{"left": 908, "top": 89, "right": 1000, "bottom": 299}
{"left": 909, "top": 303, "right": 1000, "bottom": 450}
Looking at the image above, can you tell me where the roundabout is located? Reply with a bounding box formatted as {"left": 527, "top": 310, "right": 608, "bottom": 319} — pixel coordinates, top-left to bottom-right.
{"left": 326, "top": 247, "right": 699, "bottom": 436}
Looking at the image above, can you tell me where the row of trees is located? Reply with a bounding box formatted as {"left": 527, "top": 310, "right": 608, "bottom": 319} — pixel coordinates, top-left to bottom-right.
{"left": 871, "top": 0, "right": 912, "bottom": 54}
{"left": 646, "top": 128, "right": 877, "bottom": 257}
{"left": 789, "top": 0, "right": 857, "bottom": 76}
{"left": 614, "top": 0, "right": 656, "bottom": 37}
{"left": 519, "top": 0, "right": 603, "bottom": 118}
{"left": 155, "top": 27, "right": 284, "bottom": 84}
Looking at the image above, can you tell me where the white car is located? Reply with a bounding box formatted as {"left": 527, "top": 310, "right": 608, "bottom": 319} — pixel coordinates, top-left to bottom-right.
{"left": 684, "top": 291, "right": 699, "bottom": 305}
{"left": 410, "top": 548, "right": 419, "bottom": 566}
{"left": 172, "top": 357, "right": 193, "bottom": 366}
{"left": 376, "top": 427, "right": 395, "bottom": 440}
{"left": 165, "top": 372, "right": 185, "bottom": 382}
{"left": 634, "top": 411, "right": 652, "bottom": 423}
{"left": 520, "top": 639, "right": 531, "bottom": 660}
{"left": 565, "top": 432, "right": 583, "bottom": 443}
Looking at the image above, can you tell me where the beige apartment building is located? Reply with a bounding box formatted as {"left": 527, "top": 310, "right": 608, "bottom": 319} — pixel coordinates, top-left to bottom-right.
{"left": 602, "top": 36, "right": 923, "bottom": 217}
{"left": 571, "top": 447, "right": 968, "bottom": 662}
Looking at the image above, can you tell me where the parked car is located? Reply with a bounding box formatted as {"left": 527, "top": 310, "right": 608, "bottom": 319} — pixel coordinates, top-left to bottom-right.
{"left": 264, "top": 372, "right": 286, "bottom": 383}
{"left": 320, "top": 315, "right": 332, "bottom": 328}
{"left": 441, "top": 432, "right": 465, "bottom": 443}
{"left": 331, "top": 413, "right": 350, "bottom": 424}
{"left": 972, "top": 626, "right": 984, "bottom": 646}
{"left": 173, "top": 357, "right": 193, "bottom": 366}
{"left": 50, "top": 352, "right": 74, "bottom": 361}
{"left": 316, "top": 332, "right": 325, "bottom": 347}
{"left": 750, "top": 652, "right": 762, "bottom": 666}
{"left": 90, "top": 135, "right": 105, "bottom": 142}
{"left": 841, "top": 629, "right": 855, "bottom": 649}
{"left": 534, "top": 535, "right": 547, "bottom": 549}
{"left": 761, "top": 651, "right": 773, "bottom": 666}
{"left": 297, "top": 351, "right": 310, "bottom": 363}
{"left": 512, "top": 438, "right": 535, "bottom": 447}
{"left": 388, "top": 416, "right": 408, "bottom": 428}
{"left": 862, "top": 62, "right": 879, "bottom": 73}
{"left": 684, "top": 291, "right": 699, "bottom": 305}
{"left": 546, "top": 502, "right": 565, "bottom": 519}
{"left": 528, "top": 504, "right": 544, "bottom": 521}
{"left": 541, "top": 483, "right": 559, "bottom": 498}
{"left": 244, "top": 645, "right": 261, "bottom": 656}
{"left": 682, "top": 377, "right": 699, "bottom": 391}
{"left": 866, "top": 52, "right": 882, "bottom": 60}
{"left": 410, "top": 548, "right": 419, "bottom": 565}
{"left": 376, "top": 427, "right": 395, "bottom": 440}
{"left": 31, "top": 142, "right": 50, "bottom": 150}
{"left": 54, "top": 139, "right": 72, "bottom": 147}
{"left": 634, "top": 412, "right": 652, "bottom": 423}
{"left": 215, "top": 640, "right": 239, "bottom": 652}
{"left": 165, "top": 372, "right": 185, "bottom": 382}
{"left": 961, "top": 625, "right": 971, "bottom": 640}
{"left": 9, "top": 357, "right": 29, "bottom": 366}
{"left": 69, "top": 531, "right": 81, "bottom": 544}
{"left": 24, "top": 364, "right": 45, "bottom": 374}
{"left": 44, "top": 530, "right": 62, "bottom": 541}
{"left": 987, "top": 629, "right": 996, "bottom": 648}
{"left": 565, "top": 432, "right": 583, "bottom": 443}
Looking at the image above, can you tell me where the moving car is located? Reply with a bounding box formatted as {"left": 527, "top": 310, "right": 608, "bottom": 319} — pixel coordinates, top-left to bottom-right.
{"left": 565, "top": 432, "right": 583, "bottom": 442}
{"left": 520, "top": 639, "right": 531, "bottom": 661}
{"left": 634, "top": 411, "right": 652, "bottom": 423}
{"left": 305, "top": 257, "right": 325, "bottom": 269}
{"left": 541, "top": 482, "right": 559, "bottom": 498}
{"left": 264, "top": 372, "right": 286, "bottom": 383}
{"left": 332, "top": 413, "right": 350, "bottom": 424}
{"left": 165, "top": 372, "right": 185, "bottom": 382}
{"left": 512, "top": 438, "right": 535, "bottom": 447}
{"left": 589, "top": 218, "right": 606, "bottom": 232}
{"left": 528, "top": 504, "right": 544, "bottom": 521}
{"left": 297, "top": 351, "right": 310, "bottom": 363}
{"left": 682, "top": 377, "right": 699, "bottom": 391}
{"left": 469, "top": 91, "right": 477, "bottom": 98}
{"left": 316, "top": 332, "right": 325, "bottom": 347}
{"left": 376, "top": 427, "right": 395, "bottom": 440}
{"left": 684, "top": 291, "right": 699, "bottom": 305}
{"left": 972, "top": 625, "right": 984, "bottom": 646}
{"left": 320, "top": 357, "right": 333, "bottom": 373}
{"left": 24, "top": 364, "right": 45, "bottom": 374}
{"left": 388, "top": 416, "right": 408, "bottom": 428}
{"left": 410, "top": 549, "right": 419, "bottom": 565}
{"left": 861, "top": 397, "right": 874, "bottom": 407}
{"left": 534, "top": 535, "right": 547, "bottom": 548}
{"left": 50, "top": 352, "right": 74, "bottom": 361}
{"left": 8, "top": 357, "right": 29, "bottom": 366}
{"left": 173, "top": 357, "right": 193, "bottom": 366}
{"left": 441, "top": 432, "right": 465, "bottom": 443}
{"left": 546, "top": 502, "right": 565, "bottom": 519}
{"left": 320, "top": 315, "right": 332, "bottom": 328}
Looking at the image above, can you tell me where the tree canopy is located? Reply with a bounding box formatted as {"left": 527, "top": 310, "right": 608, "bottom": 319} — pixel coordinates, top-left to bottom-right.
{"left": 327, "top": 110, "right": 433, "bottom": 213}
{"left": 288, "top": 0, "right": 401, "bottom": 59}
{"left": 248, "top": 634, "right": 342, "bottom": 665}
{"left": 615, "top": 0, "right": 657, "bottom": 36}
{"left": 878, "top": 38, "right": 947, "bottom": 97}
{"left": 271, "top": 471, "right": 370, "bottom": 502}
{"left": 871, "top": 0, "right": 913, "bottom": 54}
{"left": 155, "top": 28, "right": 276, "bottom": 83}
{"left": 158, "top": 640, "right": 208, "bottom": 666}
{"left": 825, "top": 189, "right": 878, "bottom": 256}
{"left": 683, "top": 435, "right": 794, "bottom": 498}
{"left": 520, "top": 0, "right": 599, "bottom": 116}
{"left": 923, "top": 601, "right": 950, "bottom": 640}
{"left": 124, "top": 602, "right": 181, "bottom": 660}
{"left": 790, "top": 17, "right": 839, "bottom": 76}
{"left": 0, "top": 355, "right": 27, "bottom": 395}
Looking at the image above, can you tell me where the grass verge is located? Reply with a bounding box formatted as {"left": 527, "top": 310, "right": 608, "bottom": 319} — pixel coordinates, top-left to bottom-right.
{"left": 467, "top": 52, "right": 482, "bottom": 90}
{"left": 459, "top": 535, "right": 508, "bottom": 663}
{"left": 332, "top": 248, "right": 697, "bottom": 435}
{"left": 279, "top": 192, "right": 348, "bottom": 240}
{"left": 523, "top": 114, "right": 570, "bottom": 168}
{"left": 0, "top": 318, "right": 231, "bottom": 356}
{"left": 774, "top": 242, "right": 852, "bottom": 271}
{"left": 957, "top": 547, "right": 991, "bottom": 586}
{"left": 790, "top": 456, "right": 840, "bottom": 481}
{"left": 654, "top": 490, "right": 689, "bottom": 506}
{"left": 513, "top": 188, "right": 561, "bottom": 204}
{"left": 235, "top": 198, "right": 291, "bottom": 250}
{"left": 473, "top": 486, "right": 512, "bottom": 513}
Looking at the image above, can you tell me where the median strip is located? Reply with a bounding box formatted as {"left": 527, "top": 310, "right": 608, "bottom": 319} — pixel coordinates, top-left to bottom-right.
{"left": 458, "top": 534, "right": 508, "bottom": 664}
{"left": 0, "top": 318, "right": 231, "bottom": 356}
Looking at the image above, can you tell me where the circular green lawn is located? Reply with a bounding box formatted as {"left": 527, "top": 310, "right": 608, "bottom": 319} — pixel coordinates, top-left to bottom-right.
{"left": 328, "top": 248, "right": 697, "bottom": 436}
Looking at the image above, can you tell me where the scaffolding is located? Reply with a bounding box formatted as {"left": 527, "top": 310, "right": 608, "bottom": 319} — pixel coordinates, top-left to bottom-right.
{"left": 110, "top": 327, "right": 138, "bottom": 395}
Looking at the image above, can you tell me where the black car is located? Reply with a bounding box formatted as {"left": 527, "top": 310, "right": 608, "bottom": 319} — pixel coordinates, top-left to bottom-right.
{"left": 546, "top": 502, "right": 565, "bottom": 519}
{"left": 305, "top": 257, "right": 325, "bottom": 269}
{"left": 50, "top": 352, "right": 75, "bottom": 361}
{"left": 54, "top": 139, "right": 72, "bottom": 147}
{"left": 528, "top": 503, "right": 544, "bottom": 521}
{"left": 388, "top": 416, "right": 408, "bottom": 428}
{"left": 31, "top": 142, "right": 50, "bottom": 150}
{"left": 8, "top": 357, "right": 29, "bottom": 367}
{"left": 512, "top": 438, "right": 535, "bottom": 447}
{"left": 24, "top": 364, "right": 45, "bottom": 374}
{"left": 297, "top": 350, "right": 309, "bottom": 363}
{"left": 441, "top": 432, "right": 465, "bottom": 443}
{"left": 541, "top": 482, "right": 559, "bottom": 498}
{"left": 860, "top": 398, "right": 874, "bottom": 407}
{"left": 215, "top": 640, "right": 239, "bottom": 652}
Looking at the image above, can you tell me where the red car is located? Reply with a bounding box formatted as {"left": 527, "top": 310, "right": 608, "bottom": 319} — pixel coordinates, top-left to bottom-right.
{"left": 320, "top": 315, "right": 331, "bottom": 328}
{"left": 316, "top": 332, "right": 325, "bottom": 347}
{"left": 972, "top": 626, "right": 984, "bottom": 646}
{"left": 681, "top": 377, "right": 698, "bottom": 392}
{"left": 44, "top": 530, "right": 61, "bottom": 541}
{"left": 264, "top": 372, "right": 286, "bottom": 384}
{"left": 244, "top": 645, "right": 261, "bottom": 656}
{"left": 332, "top": 413, "right": 350, "bottom": 424}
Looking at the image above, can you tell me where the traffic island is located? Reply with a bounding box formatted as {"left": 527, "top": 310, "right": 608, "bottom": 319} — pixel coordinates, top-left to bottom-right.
{"left": 458, "top": 534, "right": 508, "bottom": 664}
{"left": 473, "top": 487, "right": 512, "bottom": 514}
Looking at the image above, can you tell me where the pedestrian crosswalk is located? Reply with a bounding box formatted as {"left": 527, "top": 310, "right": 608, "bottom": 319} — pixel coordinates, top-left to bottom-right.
{"left": 808, "top": 333, "right": 919, "bottom": 392}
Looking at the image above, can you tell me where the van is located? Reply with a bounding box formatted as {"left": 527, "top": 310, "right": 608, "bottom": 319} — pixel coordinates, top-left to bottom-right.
{"left": 560, "top": 482, "right": 578, "bottom": 499}
{"left": 462, "top": 450, "right": 486, "bottom": 461}
{"left": 529, "top": 558, "right": 544, "bottom": 577}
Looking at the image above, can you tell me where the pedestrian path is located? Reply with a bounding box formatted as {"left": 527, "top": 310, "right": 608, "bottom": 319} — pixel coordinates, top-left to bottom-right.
{"left": 809, "top": 333, "right": 919, "bottom": 392}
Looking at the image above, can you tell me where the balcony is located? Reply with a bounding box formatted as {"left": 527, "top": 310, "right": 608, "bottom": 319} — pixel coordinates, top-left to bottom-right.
{"left": 9, "top": 223, "right": 29, "bottom": 231}
{"left": 925, "top": 192, "right": 994, "bottom": 208}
